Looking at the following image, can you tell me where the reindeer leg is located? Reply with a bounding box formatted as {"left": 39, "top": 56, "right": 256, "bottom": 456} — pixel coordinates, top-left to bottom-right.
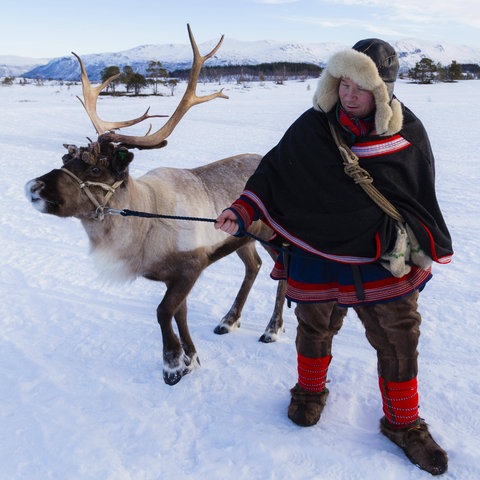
{"left": 174, "top": 298, "right": 201, "bottom": 372}
{"left": 259, "top": 279, "right": 287, "bottom": 343}
{"left": 157, "top": 277, "right": 199, "bottom": 385}
{"left": 257, "top": 242, "right": 287, "bottom": 343}
{"left": 214, "top": 241, "right": 261, "bottom": 335}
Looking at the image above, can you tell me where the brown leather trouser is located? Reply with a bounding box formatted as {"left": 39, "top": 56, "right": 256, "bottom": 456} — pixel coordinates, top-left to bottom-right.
{"left": 294, "top": 291, "right": 421, "bottom": 382}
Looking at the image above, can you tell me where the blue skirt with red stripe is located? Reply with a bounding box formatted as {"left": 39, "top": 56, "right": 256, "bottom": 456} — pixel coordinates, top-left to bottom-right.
{"left": 271, "top": 246, "right": 431, "bottom": 307}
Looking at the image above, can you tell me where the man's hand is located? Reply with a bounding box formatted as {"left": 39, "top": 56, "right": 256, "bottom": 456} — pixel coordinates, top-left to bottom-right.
{"left": 215, "top": 209, "right": 240, "bottom": 235}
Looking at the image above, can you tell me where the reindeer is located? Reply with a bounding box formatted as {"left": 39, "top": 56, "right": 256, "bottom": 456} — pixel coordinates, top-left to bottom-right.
{"left": 25, "top": 25, "right": 286, "bottom": 385}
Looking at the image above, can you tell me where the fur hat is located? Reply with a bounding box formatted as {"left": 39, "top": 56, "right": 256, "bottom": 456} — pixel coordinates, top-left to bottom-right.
{"left": 313, "top": 38, "right": 403, "bottom": 136}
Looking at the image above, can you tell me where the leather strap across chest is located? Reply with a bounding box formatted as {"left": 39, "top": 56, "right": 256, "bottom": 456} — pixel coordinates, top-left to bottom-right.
{"left": 328, "top": 122, "right": 405, "bottom": 223}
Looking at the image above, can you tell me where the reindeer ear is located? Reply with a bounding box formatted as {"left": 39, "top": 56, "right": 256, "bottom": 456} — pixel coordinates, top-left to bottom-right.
{"left": 111, "top": 147, "right": 134, "bottom": 176}
{"left": 62, "top": 144, "right": 79, "bottom": 164}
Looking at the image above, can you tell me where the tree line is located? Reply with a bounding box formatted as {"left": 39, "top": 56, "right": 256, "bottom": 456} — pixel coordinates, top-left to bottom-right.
{"left": 97, "top": 61, "right": 322, "bottom": 95}
{"left": 100, "top": 61, "right": 179, "bottom": 96}
{"left": 406, "top": 58, "right": 479, "bottom": 83}
{"left": 2, "top": 58, "right": 478, "bottom": 89}
{"left": 98, "top": 58, "right": 478, "bottom": 94}
{"left": 172, "top": 62, "right": 322, "bottom": 84}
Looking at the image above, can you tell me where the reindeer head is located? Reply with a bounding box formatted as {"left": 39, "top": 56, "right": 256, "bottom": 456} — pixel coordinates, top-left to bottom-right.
{"left": 26, "top": 139, "right": 134, "bottom": 220}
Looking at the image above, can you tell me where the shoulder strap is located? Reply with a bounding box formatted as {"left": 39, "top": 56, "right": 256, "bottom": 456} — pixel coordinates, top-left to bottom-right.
{"left": 328, "top": 122, "right": 405, "bottom": 223}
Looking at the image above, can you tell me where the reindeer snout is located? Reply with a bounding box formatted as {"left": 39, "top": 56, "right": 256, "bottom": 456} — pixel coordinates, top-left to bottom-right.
{"left": 25, "top": 179, "right": 51, "bottom": 213}
{"left": 25, "top": 179, "right": 44, "bottom": 200}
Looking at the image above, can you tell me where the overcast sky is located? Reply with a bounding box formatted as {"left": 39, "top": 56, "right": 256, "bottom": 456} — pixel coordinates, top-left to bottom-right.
{"left": 2, "top": 0, "right": 479, "bottom": 58}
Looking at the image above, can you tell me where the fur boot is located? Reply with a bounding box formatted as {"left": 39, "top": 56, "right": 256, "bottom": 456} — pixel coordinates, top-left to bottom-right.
{"left": 288, "top": 384, "right": 329, "bottom": 427}
{"left": 380, "top": 417, "right": 448, "bottom": 475}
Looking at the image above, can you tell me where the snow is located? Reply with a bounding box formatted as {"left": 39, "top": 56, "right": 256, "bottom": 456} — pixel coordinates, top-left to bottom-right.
{"left": 1, "top": 77, "right": 479, "bottom": 480}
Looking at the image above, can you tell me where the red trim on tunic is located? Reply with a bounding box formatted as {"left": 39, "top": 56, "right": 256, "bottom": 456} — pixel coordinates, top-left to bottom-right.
{"left": 241, "top": 190, "right": 384, "bottom": 264}
{"left": 351, "top": 135, "right": 411, "bottom": 158}
{"left": 272, "top": 264, "right": 432, "bottom": 306}
{"left": 419, "top": 221, "right": 452, "bottom": 264}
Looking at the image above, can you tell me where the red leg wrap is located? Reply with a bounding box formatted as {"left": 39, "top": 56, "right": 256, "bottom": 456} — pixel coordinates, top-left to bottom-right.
{"left": 297, "top": 354, "right": 332, "bottom": 392}
{"left": 379, "top": 377, "right": 419, "bottom": 428}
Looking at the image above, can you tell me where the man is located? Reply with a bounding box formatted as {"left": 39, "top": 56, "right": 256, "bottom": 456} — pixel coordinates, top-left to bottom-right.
{"left": 215, "top": 39, "right": 453, "bottom": 476}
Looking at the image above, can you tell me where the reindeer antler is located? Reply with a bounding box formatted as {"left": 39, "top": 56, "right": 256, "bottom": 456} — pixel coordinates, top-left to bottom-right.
{"left": 75, "top": 24, "right": 228, "bottom": 150}
{"left": 73, "top": 53, "right": 167, "bottom": 136}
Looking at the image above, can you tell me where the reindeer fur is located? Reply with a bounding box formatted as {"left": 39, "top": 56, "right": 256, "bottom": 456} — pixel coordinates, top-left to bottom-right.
{"left": 26, "top": 146, "right": 285, "bottom": 385}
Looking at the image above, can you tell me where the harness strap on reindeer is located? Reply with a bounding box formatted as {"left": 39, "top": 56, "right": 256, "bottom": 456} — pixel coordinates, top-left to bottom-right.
{"left": 60, "top": 167, "right": 123, "bottom": 221}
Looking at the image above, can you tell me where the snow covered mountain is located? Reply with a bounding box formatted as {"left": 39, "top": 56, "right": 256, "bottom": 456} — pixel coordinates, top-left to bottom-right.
{"left": 0, "top": 55, "right": 50, "bottom": 77}
{"left": 2, "top": 37, "right": 480, "bottom": 81}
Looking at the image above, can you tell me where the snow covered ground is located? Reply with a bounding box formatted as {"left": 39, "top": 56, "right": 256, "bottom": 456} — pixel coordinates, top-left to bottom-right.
{"left": 1, "top": 76, "right": 479, "bottom": 479}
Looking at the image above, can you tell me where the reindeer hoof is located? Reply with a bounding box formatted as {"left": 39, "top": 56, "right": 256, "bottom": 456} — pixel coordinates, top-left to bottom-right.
{"left": 259, "top": 332, "right": 278, "bottom": 343}
{"left": 162, "top": 353, "right": 201, "bottom": 385}
{"left": 259, "top": 324, "right": 285, "bottom": 343}
{"left": 213, "top": 325, "right": 230, "bottom": 335}
{"left": 163, "top": 364, "right": 194, "bottom": 385}
{"left": 213, "top": 321, "right": 240, "bottom": 335}
{"left": 163, "top": 370, "right": 185, "bottom": 385}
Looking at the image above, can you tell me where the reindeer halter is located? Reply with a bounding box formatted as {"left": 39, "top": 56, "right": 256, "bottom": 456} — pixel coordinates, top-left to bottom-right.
{"left": 60, "top": 167, "right": 123, "bottom": 221}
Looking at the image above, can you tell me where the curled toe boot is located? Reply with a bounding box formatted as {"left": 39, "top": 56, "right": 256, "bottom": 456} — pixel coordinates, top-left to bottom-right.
{"left": 380, "top": 417, "right": 448, "bottom": 476}
{"left": 288, "top": 384, "right": 329, "bottom": 427}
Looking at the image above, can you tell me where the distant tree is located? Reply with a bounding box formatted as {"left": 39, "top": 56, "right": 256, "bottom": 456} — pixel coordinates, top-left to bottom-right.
{"left": 201, "top": 67, "right": 223, "bottom": 85}
{"left": 409, "top": 57, "right": 437, "bottom": 84}
{"left": 101, "top": 66, "right": 121, "bottom": 93}
{"left": 274, "top": 64, "right": 287, "bottom": 85}
{"left": 120, "top": 66, "right": 135, "bottom": 93}
{"left": 167, "top": 78, "right": 178, "bottom": 96}
{"left": 146, "top": 60, "right": 168, "bottom": 94}
{"left": 126, "top": 72, "right": 147, "bottom": 95}
{"left": 1, "top": 76, "right": 15, "bottom": 86}
{"left": 435, "top": 62, "right": 444, "bottom": 82}
{"left": 236, "top": 66, "right": 249, "bottom": 85}
{"left": 448, "top": 61, "right": 463, "bottom": 81}
{"left": 461, "top": 63, "right": 480, "bottom": 79}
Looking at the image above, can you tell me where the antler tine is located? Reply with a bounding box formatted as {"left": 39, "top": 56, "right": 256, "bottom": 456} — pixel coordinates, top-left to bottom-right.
{"left": 73, "top": 52, "right": 167, "bottom": 136}
{"left": 104, "top": 24, "right": 229, "bottom": 150}
{"left": 185, "top": 23, "right": 224, "bottom": 96}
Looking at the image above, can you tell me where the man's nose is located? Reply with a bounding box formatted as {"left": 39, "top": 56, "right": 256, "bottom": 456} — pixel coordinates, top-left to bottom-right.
{"left": 347, "top": 88, "right": 358, "bottom": 99}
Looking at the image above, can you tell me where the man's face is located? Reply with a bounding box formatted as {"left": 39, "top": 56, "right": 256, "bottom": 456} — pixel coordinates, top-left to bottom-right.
{"left": 338, "top": 77, "right": 375, "bottom": 118}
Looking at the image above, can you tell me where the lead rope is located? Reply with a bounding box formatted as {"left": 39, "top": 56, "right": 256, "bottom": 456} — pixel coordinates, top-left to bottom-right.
{"left": 108, "top": 208, "right": 276, "bottom": 246}
{"left": 107, "top": 208, "right": 290, "bottom": 255}
{"left": 107, "top": 208, "right": 217, "bottom": 223}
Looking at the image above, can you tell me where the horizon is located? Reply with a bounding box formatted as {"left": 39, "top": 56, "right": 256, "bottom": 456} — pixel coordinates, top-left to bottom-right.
{"left": 1, "top": 0, "right": 479, "bottom": 59}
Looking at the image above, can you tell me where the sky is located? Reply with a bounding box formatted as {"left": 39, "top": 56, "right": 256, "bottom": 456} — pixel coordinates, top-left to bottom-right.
{"left": 2, "top": 0, "right": 479, "bottom": 59}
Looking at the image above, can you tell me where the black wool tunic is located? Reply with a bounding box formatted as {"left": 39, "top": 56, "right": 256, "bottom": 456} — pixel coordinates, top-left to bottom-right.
{"left": 241, "top": 104, "right": 453, "bottom": 265}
